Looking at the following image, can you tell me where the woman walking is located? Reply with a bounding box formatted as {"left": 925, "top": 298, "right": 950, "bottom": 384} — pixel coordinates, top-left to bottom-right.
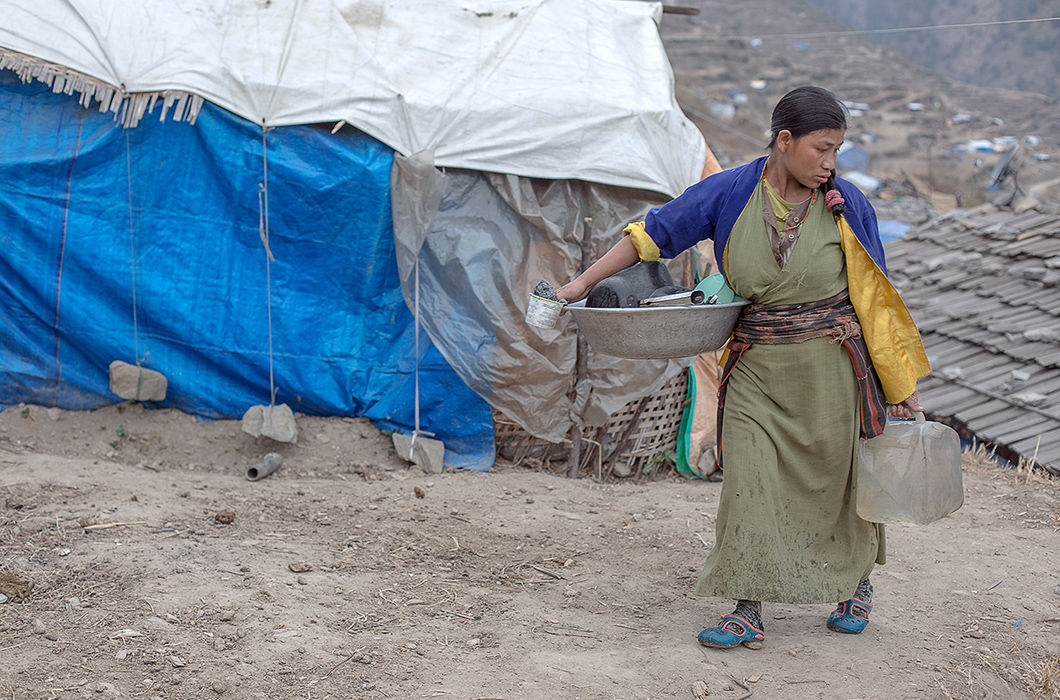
{"left": 556, "top": 86, "right": 929, "bottom": 648}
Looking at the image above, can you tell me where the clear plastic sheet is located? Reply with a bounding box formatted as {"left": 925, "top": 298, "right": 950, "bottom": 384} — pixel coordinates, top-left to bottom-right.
{"left": 392, "top": 153, "right": 690, "bottom": 442}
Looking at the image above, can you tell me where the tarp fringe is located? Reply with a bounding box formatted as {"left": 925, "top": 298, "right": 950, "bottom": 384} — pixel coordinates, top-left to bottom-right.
{"left": 0, "top": 47, "right": 202, "bottom": 128}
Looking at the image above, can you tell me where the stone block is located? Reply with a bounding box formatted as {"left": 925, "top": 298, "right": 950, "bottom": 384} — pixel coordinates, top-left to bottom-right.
{"left": 391, "top": 432, "right": 444, "bottom": 474}
{"left": 241, "top": 403, "right": 298, "bottom": 443}
{"left": 109, "top": 360, "right": 167, "bottom": 401}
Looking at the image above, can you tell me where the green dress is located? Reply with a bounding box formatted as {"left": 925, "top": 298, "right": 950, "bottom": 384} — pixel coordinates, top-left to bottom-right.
{"left": 695, "top": 180, "right": 885, "bottom": 605}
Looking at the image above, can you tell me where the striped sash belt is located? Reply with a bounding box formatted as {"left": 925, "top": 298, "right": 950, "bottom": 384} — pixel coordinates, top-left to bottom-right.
{"left": 718, "top": 290, "right": 888, "bottom": 441}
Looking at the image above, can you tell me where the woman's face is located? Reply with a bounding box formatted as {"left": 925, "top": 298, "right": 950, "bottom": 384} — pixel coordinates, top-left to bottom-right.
{"left": 778, "top": 128, "right": 845, "bottom": 189}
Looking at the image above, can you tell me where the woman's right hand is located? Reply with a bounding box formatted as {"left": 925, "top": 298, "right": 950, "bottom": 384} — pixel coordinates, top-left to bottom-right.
{"left": 555, "top": 278, "right": 591, "bottom": 307}
{"left": 553, "top": 235, "right": 640, "bottom": 311}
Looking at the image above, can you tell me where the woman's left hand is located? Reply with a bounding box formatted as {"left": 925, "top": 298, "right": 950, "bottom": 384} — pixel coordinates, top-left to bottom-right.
{"left": 888, "top": 392, "right": 923, "bottom": 419}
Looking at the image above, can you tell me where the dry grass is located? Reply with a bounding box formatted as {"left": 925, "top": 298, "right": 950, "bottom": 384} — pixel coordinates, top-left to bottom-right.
{"left": 963, "top": 441, "right": 1060, "bottom": 532}
{"left": 939, "top": 647, "right": 1060, "bottom": 700}
{"left": 1033, "top": 654, "right": 1060, "bottom": 700}
{"left": 963, "top": 440, "right": 1059, "bottom": 490}
{"left": 960, "top": 441, "right": 1060, "bottom": 700}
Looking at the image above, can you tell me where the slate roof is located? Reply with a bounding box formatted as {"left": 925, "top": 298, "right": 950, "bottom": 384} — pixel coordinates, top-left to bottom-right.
{"left": 884, "top": 204, "right": 1060, "bottom": 476}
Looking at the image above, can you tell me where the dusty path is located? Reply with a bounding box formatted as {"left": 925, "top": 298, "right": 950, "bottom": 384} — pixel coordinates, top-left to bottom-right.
{"left": 0, "top": 404, "right": 1057, "bottom": 699}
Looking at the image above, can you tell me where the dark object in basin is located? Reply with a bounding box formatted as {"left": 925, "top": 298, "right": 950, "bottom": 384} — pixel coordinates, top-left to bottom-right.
{"left": 648, "top": 284, "right": 691, "bottom": 298}
{"left": 586, "top": 262, "right": 674, "bottom": 308}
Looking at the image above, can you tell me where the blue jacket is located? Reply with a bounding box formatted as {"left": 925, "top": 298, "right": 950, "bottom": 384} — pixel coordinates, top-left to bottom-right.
{"left": 643, "top": 156, "right": 887, "bottom": 275}
{"left": 630, "top": 156, "right": 929, "bottom": 404}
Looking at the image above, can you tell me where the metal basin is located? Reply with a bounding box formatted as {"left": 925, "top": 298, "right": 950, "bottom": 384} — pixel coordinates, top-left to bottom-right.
{"left": 566, "top": 299, "right": 748, "bottom": 359}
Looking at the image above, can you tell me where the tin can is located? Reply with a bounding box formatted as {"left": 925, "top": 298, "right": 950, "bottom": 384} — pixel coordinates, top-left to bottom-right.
{"left": 525, "top": 294, "right": 565, "bottom": 329}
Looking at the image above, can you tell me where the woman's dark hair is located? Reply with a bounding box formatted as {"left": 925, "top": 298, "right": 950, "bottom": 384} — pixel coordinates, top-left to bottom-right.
{"left": 768, "top": 86, "right": 848, "bottom": 214}
{"left": 767, "top": 86, "right": 847, "bottom": 148}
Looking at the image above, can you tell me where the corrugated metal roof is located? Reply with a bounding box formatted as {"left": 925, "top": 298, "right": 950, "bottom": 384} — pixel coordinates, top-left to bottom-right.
{"left": 885, "top": 203, "right": 1060, "bottom": 475}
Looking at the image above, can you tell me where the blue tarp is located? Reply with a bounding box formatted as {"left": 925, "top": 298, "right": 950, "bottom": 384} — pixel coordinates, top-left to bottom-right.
{"left": 878, "top": 220, "right": 911, "bottom": 243}
{"left": 0, "top": 73, "right": 494, "bottom": 469}
{"left": 837, "top": 144, "right": 870, "bottom": 173}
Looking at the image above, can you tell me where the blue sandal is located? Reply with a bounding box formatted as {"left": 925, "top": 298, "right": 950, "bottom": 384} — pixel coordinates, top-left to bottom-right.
{"left": 698, "top": 615, "right": 765, "bottom": 649}
{"left": 827, "top": 597, "right": 872, "bottom": 634}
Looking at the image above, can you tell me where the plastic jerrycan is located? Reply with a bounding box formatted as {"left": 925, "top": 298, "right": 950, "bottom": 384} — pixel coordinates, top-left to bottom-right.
{"left": 856, "top": 412, "right": 964, "bottom": 525}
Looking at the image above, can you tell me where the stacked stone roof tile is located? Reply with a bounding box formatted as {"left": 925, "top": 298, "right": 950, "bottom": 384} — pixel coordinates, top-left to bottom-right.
{"left": 886, "top": 205, "right": 1060, "bottom": 475}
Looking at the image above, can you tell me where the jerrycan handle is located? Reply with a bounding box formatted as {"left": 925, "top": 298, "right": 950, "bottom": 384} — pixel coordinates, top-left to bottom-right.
{"left": 914, "top": 411, "right": 926, "bottom": 424}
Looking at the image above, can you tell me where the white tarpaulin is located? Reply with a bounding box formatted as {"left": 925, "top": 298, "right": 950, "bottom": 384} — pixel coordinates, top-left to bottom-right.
{"left": 0, "top": 0, "right": 704, "bottom": 197}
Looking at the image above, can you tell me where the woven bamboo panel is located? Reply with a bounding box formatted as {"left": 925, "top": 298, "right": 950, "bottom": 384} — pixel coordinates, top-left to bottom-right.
{"left": 604, "top": 370, "right": 689, "bottom": 475}
{"left": 494, "top": 369, "right": 689, "bottom": 479}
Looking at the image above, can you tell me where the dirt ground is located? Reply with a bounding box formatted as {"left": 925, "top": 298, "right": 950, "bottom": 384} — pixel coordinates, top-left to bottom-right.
{"left": 0, "top": 402, "right": 1058, "bottom": 700}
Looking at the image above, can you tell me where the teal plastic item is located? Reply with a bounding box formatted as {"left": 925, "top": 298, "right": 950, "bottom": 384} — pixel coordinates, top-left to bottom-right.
{"left": 675, "top": 368, "right": 701, "bottom": 479}
{"left": 691, "top": 273, "right": 745, "bottom": 305}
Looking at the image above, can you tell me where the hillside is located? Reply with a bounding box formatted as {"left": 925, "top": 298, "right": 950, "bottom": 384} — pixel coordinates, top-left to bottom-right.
{"left": 658, "top": 0, "right": 1060, "bottom": 209}
{"left": 804, "top": 0, "right": 1060, "bottom": 100}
